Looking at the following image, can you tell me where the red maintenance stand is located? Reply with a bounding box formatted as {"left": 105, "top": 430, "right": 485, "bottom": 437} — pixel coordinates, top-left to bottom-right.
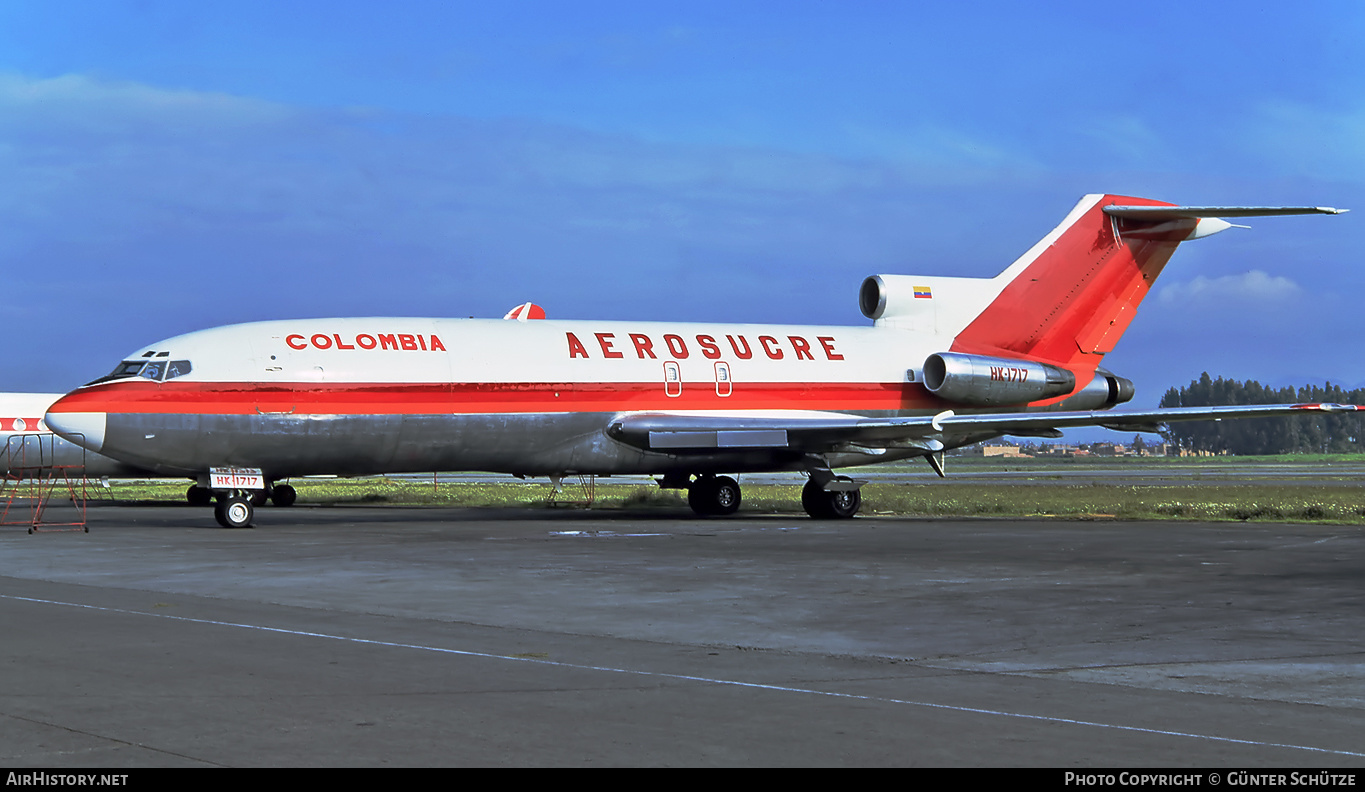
{"left": 0, "top": 434, "right": 90, "bottom": 533}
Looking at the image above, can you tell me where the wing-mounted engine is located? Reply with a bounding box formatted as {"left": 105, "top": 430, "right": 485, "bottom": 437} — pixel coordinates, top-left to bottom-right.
{"left": 922, "top": 352, "right": 1076, "bottom": 407}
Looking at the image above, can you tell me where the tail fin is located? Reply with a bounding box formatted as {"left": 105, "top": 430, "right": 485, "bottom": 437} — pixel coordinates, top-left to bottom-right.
{"left": 944, "top": 194, "right": 1344, "bottom": 371}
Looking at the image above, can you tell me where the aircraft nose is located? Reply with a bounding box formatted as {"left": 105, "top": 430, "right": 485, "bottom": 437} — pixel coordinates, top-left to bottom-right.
{"left": 44, "top": 400, "right": 107, "bottom": 454}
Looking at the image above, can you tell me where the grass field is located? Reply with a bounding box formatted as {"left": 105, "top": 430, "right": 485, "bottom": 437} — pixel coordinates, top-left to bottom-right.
{"left": 82, "top": 453, "right": 1365, "bottom": 525}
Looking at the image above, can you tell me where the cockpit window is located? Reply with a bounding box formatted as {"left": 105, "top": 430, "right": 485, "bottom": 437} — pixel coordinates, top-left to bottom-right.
{"left": 110, "top": 360, "right": 146, "bottom": 379}
{"left": 85, "top": 357, "right": 193, "bottom": 386}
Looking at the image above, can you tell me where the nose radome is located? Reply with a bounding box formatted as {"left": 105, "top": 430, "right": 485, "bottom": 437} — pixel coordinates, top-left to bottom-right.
{"left": 43, "top": 409, "right": 107, "bottom": 454}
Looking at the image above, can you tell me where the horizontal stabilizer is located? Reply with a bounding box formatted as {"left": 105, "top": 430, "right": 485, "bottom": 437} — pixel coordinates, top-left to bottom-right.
{"left": 1104, "top": 205, "right": 1347, "bottom": 220}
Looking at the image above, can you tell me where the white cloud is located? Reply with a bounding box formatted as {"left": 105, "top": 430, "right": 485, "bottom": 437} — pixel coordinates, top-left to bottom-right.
{"left": 1240, "top": 100, "right": 1365, "bottom": 184}
{"left": 1156, "top": 270, "right": 1303, "bottom": 306}
{"left": 836, "top": 121, "right": 1048, "bottom": 186}
{"left": 1072, "top": 114, "right": 1168, "bottom": 165}
{"left": 0, "top": 72, "right": 290, "bottom": 134}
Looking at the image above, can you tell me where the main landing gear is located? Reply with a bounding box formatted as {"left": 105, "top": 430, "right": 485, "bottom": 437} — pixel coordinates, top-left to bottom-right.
{"left": 186, "top": 481, "right": 298, "bottom": 528}
{"left": 801, "top": 478, "right": 862, "bottom": 519}
{"left": 687, "top": 475, "right": 742, "bottom": 516}
{"left": 676, "top": 473, "right": 864, "bottom": 519}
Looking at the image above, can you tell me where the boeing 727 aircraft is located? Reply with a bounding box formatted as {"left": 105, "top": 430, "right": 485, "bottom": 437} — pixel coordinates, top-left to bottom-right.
{"left": 45, "top": 194, "right": 1355, "bottom": 527}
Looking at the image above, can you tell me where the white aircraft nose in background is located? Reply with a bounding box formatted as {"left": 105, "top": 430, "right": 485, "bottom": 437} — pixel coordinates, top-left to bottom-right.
{"left": 43, "top": 410, "right": 107, "bottom": 454}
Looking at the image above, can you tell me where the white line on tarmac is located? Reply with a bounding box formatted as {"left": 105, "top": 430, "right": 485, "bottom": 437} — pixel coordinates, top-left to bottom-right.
{"left": 7, "top": 593, "right": 1362, "bottom": 759}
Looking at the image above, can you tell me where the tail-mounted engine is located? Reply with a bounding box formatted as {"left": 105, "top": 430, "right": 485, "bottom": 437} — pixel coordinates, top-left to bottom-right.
{"left": 923, "top": 352, "right": 1076, "bottom": 407}
{"left": 1057, "top": 368, "right": 1136, "bottom": 410}
{"left": 858, "top": 274, "right": 999, "bottom": 334}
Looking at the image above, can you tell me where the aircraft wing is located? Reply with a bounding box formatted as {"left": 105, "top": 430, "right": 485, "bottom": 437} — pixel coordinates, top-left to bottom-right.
{"left": 605, "top": 403, "right": 1362, "bottom": 455}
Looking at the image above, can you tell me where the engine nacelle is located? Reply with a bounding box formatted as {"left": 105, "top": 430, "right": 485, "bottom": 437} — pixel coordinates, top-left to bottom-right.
{"left": 1052, "top": 369, "right": 1136, "bottom": 410}
{"left": 858, "top": 275, "right": 899, "bottom": 320}
{"left": 922, "top": 352, "right": 1076, "bottom": 407}
{"left": 858, "top": 274, "right": 1000, "bottom": 334}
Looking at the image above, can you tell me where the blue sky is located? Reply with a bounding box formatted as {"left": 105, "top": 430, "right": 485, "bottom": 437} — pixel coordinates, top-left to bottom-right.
{"left": 2, "top": 1, "right": 1361, "bottom": 411}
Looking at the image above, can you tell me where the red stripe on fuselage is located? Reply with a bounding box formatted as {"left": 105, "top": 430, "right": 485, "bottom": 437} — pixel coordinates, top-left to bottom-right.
{"left": 49, "top": 380, "right": 952, "bottom": 416}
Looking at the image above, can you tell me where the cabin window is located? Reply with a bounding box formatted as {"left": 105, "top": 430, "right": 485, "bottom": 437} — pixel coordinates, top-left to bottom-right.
{"left": 663, "top": 361, "right": 682, "bottom": 397}
{"left": 714, "top": 362, "right": 732, "bottom": 397}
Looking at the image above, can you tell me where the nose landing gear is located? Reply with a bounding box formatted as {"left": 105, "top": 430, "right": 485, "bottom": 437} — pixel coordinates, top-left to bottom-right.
{"left": 214, "top": 494, "right": 254, "bottom": 529}
{"left": 195, "top": 474, "right": 296, "bottom": 528}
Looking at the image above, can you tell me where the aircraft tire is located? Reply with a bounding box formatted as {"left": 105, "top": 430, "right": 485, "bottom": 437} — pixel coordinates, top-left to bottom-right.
{"left": 825, "top": 487, "right": 861, "bottom": 519}
{"left": 687, "top": 478, "right": 716, "bottom": 515}
{"left": 802, "top": 479, "right": 832, "bottom": 518}
{"left": 802, "top": 479, "right": 861, "bottom": 519}
{"left": 710, "top": 476, "right": 742, "bottom": 516}
{"left": 186, "top": 484, "right": 213, "bottom": 507}
{"left": 687, "top": 475, "right": 742, "bottom": 516}
{"left": 270, "top": 483, "right": 297, "bottom": 507}
{"left": 214, "top": 496, "right": 254, "bottom": 529}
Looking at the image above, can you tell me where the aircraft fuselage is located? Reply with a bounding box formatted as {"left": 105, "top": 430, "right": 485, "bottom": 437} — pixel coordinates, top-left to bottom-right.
{"left": 45, "top": 317, "right": 1023, "bottom": 479}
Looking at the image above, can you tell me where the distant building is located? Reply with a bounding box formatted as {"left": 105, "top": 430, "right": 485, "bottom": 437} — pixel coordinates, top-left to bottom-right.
{"left": 982, "top": 444, "right": 1027, "bottom": 458}
{"left": 1034, "top": 444, "right": 1082, "bottom": 457}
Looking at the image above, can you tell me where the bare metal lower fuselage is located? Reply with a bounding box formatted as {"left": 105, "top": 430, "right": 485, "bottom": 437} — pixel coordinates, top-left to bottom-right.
{"left": 102, "top": 410, "right": 956, "bottom": 480}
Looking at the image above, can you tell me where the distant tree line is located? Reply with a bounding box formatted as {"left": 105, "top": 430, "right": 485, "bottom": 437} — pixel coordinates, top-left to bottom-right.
{"left": 1158, "top": 373, "right": 1364, "bottom": 455}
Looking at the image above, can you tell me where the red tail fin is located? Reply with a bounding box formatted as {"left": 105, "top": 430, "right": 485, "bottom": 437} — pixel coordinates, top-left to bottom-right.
{"left": 951, "top": 194, "right": 1194, "bottom": 371}
{"left": 949, "top": 195, "right": 1346, "bottom": 373}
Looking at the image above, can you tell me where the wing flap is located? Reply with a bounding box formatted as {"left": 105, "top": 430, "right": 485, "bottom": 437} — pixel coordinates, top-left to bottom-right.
{"left": 649, "top": 429, "right": 790, "bottom": 449}
{"left": 608, "top": 411, "right": 904, "bottom": 453}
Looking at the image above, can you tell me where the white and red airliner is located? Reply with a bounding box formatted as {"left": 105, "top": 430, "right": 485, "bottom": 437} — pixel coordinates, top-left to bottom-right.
{"left": 44, "top": 194, "right": 1356, "bottom": 527}
{"left": 0, "top": 393, "right": 150, "bottom": 480}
